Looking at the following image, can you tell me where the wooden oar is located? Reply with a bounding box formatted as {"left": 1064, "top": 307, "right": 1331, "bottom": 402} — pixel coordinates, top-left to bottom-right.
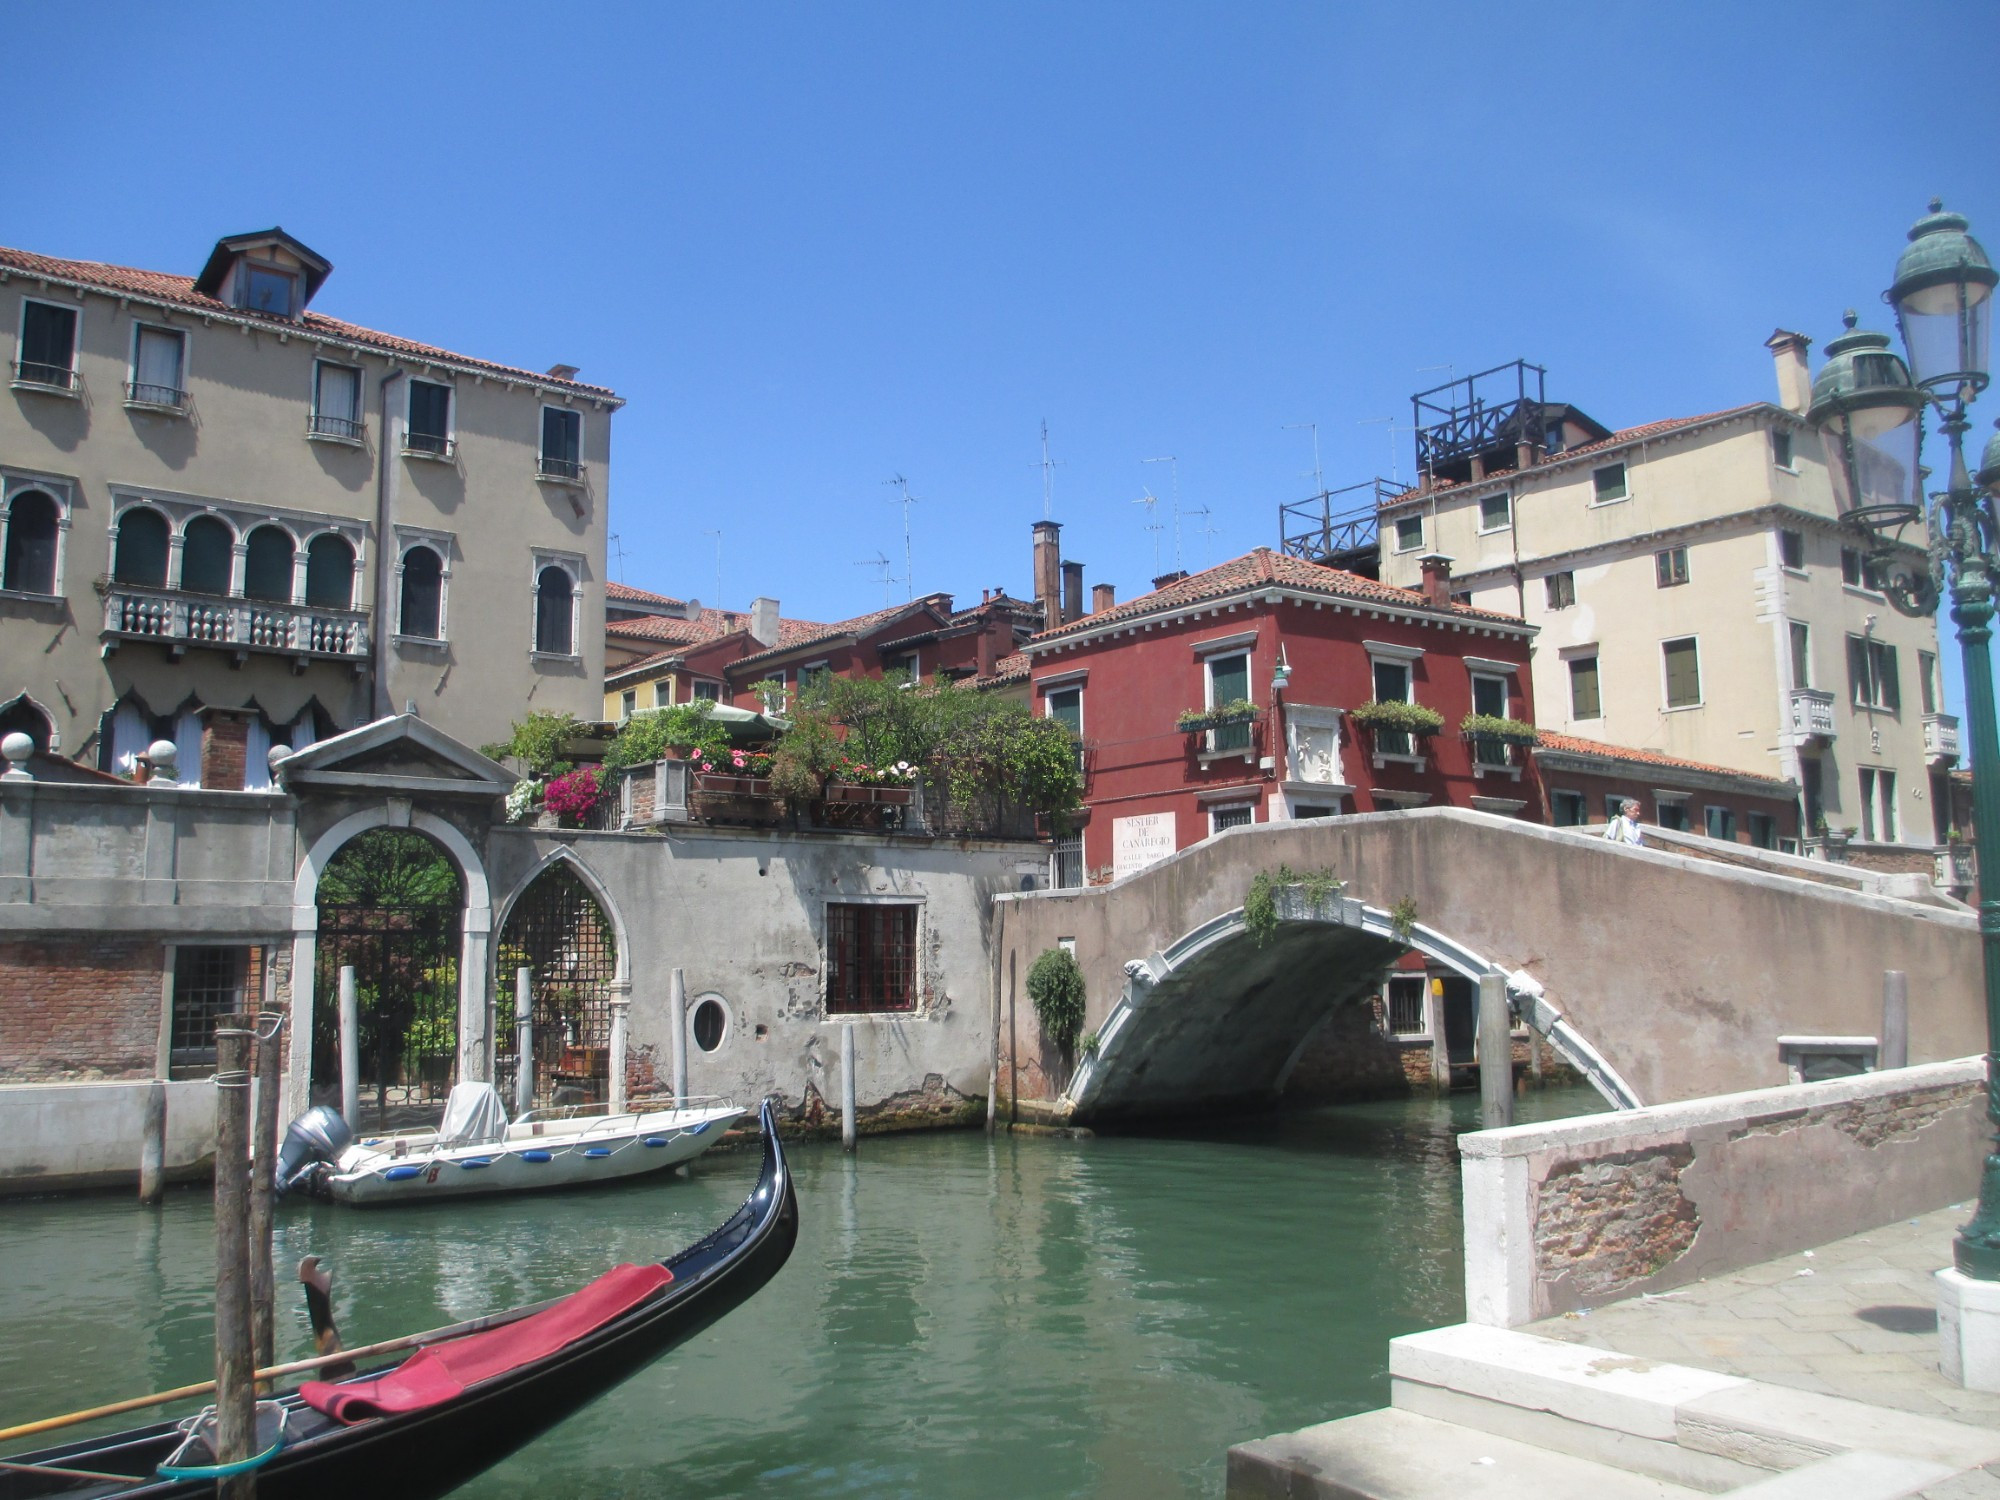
{"left": 0, "top": 1456, "right": 145, "bottom": 1483}
{"left": 298, "top": 1256, "right": 353, "bottom": 1380}
{"left": 0, "top": 1295, "right": 562, "bottom": 1447}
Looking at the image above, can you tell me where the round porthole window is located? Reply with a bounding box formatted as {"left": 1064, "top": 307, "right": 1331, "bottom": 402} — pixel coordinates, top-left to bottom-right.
{"left": 691, "top": 997, "right": 728, "bottom": 1052}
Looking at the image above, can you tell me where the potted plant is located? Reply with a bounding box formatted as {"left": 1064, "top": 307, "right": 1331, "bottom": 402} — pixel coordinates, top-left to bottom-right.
{"left": 1176, "top": 699, "right": 1258, "bottom": 733}
{"left": 1346, "top": 700, "right": 1445, "bottom": 736}
{"left": 1460, "top": 712, "right": 1539, "bottom": 746}
{"left": 542, "top": 767, "right": 602, "bottom": 827}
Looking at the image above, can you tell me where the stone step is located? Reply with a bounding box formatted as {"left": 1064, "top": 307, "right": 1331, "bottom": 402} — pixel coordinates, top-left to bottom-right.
{"left": 1226, "top": 1406, "right": 1707, "bottom": 1500}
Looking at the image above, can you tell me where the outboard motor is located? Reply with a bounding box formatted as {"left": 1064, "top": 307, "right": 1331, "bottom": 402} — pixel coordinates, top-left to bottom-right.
{"left": 275, "top": 1106, "right": 352, "bottom": 1198}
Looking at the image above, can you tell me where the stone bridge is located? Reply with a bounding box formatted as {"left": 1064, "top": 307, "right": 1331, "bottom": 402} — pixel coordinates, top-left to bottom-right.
{"left": 991, "top": 809, "right": 1978, "bottom": 1124}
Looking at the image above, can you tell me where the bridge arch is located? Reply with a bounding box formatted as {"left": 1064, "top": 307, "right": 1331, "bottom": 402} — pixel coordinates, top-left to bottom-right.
{"left": 1061, "top": 888, "right": 1639, "bottom": 1124}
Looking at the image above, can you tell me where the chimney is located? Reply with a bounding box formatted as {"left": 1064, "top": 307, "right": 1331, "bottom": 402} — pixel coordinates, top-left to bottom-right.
{"left": 1092, "top": 582, "right": 1116, "bottom": 614}
{"left": 1766, "top": 329, "right": 1813, "bottom": 414}
{"left": 749, "top": 596, "right": 780, "bottom": 648}
{"left": 976, "top": 622, "right": 998, "bottom": 678}
{"left": 1152, "top": 569, "right": 1189, "bottom": 592}
{"left": 546, "top": 363, "right": 580, "bottom": 382}
{"left": 1417, "top": 553, "right": 1454, "bottom": 609}
{"left": 1032, "top": 521, "right": 1062, "bottom": 627}
{"left": 1060, "top": 560, "right": 1085, "bottom": 624}
{"left": 199, "top": 708, "right": 251, "bottom": 792}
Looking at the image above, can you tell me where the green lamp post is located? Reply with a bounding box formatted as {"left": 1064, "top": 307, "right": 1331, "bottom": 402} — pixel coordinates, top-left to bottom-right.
{"left": 1812, "top": 199, "right": 2000, "bottom": 1277}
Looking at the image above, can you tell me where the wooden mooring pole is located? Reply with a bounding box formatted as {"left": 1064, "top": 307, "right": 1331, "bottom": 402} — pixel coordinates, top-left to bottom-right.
{"left": 338, "top": 965, "right": 360, "bottom": 1131}
{"left": 514, "top": 967, "right": 534, "bottom": 1117}
{"left": 213, "top": 1015, "right": 257, "bottom": 1495}
{"left": 841, "top": 1022, "right": 858, "bottom": 1153}
{"left": 670, "top": 968, "right": 689, "bottom": 1102}
{"left": 248, "top": 1010, "right": 284, "bottom": 1378}
{"left": 138, "top": 1079, "right": 167, "bottom": 1206}
{"left": 1477, "top": 974, "right": 1515, "bottom": 1130}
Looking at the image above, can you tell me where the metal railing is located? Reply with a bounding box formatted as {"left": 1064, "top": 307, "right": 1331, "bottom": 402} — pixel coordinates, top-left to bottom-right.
{"left": 402, "top": 431, "right": 456, "bottom": 460}
{"left": 537, "top": 455, "right": 584, "bottom": 482}
{"left": 308, "top": 411, "right": 365, "bottom": 441}
{"left": 1279, "top": 477, "right": 1409, "bottom": 565}
{"left": 102, "top": 584, "right": 369, "bottom": 658}
{"left": 11, "top": 360, "right": 76, "bottom": 391}
{"left": 124, "top": 381, "right": 188, "bottom": 410}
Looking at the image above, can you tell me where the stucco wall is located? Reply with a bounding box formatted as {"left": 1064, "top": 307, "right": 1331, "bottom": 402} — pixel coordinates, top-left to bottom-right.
{"left": 1459, "top": 1057, "right": 1983, "bottom": 1325}
{"left": 0, "top": 1078, "right": 218, "bottom": 1194}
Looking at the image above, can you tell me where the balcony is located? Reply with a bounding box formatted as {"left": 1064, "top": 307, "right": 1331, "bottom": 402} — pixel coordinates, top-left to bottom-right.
{"left": 307, "top": 412, "right": 366, "bottom": 444}
{"left": 103, "top": 585, "right": 369, "bottom": 664}
{"left": 1788, "top": 687, "right": 1836, "bottom": 740}
{"left": 10, "top": 360, "right": 78, "bottom": 395}
{"left": 1925, "top": 712, "right": 1961, "bottom": 764}
{"left": 536, "top": 455, "right": 586, "bottom": 485}
{"left": 402, "top": 432, "right": 456, "bottom": 462}
{"left": 124, "top": 381, "right": 189, "bottom": 414}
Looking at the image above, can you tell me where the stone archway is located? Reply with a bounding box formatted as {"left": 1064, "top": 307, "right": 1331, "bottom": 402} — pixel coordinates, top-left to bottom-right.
{"left": 493, "top": 852, "right": 626, "bottom": 1108}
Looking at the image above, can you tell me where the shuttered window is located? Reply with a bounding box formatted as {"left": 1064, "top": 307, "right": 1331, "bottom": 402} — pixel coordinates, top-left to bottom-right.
{"left": 1663, "top": 638, "right": 1701, "bottom": 709}
{"left": 826, "top": 903, "right": 917, "bottom": 1014}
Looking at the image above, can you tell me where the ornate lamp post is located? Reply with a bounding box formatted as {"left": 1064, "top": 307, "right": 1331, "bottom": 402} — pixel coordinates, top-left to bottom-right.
{"left": 1812, "top": 200, "right": 1999, "bottom": 1280}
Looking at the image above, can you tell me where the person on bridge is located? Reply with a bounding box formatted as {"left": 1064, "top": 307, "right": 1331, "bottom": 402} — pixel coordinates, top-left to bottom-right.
{"left": 1602, "top": 799, "right": 1644, "bottom": 846}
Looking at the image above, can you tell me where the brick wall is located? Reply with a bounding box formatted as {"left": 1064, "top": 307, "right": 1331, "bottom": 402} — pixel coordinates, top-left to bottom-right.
{"left": 200, "top": 710, "right": 251, "bottom": 791}
{"left": 0, "top": 936, "right": 164, "bottom": 1081}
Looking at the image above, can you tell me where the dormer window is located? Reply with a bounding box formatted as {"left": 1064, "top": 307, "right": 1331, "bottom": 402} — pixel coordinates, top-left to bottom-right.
{"left": 240, "top": 264, "right": 298, "bottom": 318}
{"left": 192, "top": 229, "right": 332, "bottom": 323}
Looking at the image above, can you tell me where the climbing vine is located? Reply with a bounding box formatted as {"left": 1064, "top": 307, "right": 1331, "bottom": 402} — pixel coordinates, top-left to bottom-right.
{"left": 1026, "top": 947, "right": 1087, "bottom": 1053}
{"left": 1388, "top": 896, "right": 1420, "bottom": 943}
{"left": 1243, "top": 865, "right": 1345, "bottom": 946}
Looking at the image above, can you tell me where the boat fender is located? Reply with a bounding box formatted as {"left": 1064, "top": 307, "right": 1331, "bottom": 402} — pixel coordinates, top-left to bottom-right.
{"left": 583, "top": 1147, "right": 613, "bottom": 1158}
{"left": 689, "top": 1120, "right": 712, "bottom": 1135}
{"left": 521, "top": 1150, "right": 553, "bottom": 1163}
{"left": 457, "top": 1157, "right": 495, "bottom": 1170}
{"left": 641, "top": 1137, "right": 669, "bottom": 1148}
{"left": 275, "top": 1106, "right": 354, "bottom": 1197}
{"left": 382, "top": 1165, "right": 424, "bottom": 1182}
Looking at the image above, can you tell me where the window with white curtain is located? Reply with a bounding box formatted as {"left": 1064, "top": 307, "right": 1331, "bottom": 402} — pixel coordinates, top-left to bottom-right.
{"left": 130, "top": 325, "right": 187, "bottom": 406}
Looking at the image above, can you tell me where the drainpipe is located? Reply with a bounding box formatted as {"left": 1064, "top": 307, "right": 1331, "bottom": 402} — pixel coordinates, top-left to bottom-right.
{"left": 372, "top": 367, "right": 406, "bottom": 721}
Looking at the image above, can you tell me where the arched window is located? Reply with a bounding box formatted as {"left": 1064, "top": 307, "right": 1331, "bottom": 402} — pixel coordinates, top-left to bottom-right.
{"left": 400, "top": 545, "right": 443, "bottom": 639}
{"left": 535, "top": 565, "right": 575, "bottom": 655}
{"left": 180, "top": 516, "right": 233, "bottom": 595}
{"left": 2, "top": 489, "right": 59, "bottom": 595}
{"left": 112, "top": 507, "right": 170, "bottom": 588}
{"left": 243, "top": 525, "right": 295, "bottom": 603}
{"left": 304, "top": 534, "right": 356, "bottom": 610}
{"left": 0, "top": 697, "right": 53, "bottom": 753}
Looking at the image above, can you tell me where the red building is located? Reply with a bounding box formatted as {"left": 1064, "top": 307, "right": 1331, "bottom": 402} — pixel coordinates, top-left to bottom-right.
{"left": 1023, "top": 547, "right": 1541, "bottom": 883}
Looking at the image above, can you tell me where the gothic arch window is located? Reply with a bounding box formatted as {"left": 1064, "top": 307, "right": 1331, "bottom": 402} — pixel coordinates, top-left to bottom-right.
{"left": 112, "top": 506, "right": 171, "bottom": 587}
{"left": 243, "top": 524, "right": 296, "bottom": 603}
{"left": 180, "top": 515, "right": 234, "bottom": 595}
{"left": 304, "top": 533, "right": 356, "bottom": 610}
{"left": 1, "top": 487, "right": 60, "bottom": 595}
{"left": 400, "top": 544, "right": 444, "bottom": 639}
{"left": 534, "top": 559, "right": 579, "bottom": 657}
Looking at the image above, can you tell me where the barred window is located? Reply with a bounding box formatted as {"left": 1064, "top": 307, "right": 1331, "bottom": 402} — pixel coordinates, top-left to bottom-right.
{"left": 170, "top": 945, "right": 260, "bottom": 1075}
{"left": 825, "top": 903, "right": 917, "bottom": 1014}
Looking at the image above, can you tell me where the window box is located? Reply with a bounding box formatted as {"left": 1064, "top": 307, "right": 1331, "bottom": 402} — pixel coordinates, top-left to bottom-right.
{"left": 1459, "top": 713, "right": 1538, "bottom": 747}
{"left": 10, "top": 360, "right": 78, "bottom": 395}
{"left": 1346, "top": 700, "right": 1444, "bottom": 736}
{"left": 1176, "top": 700, "right": 1258, "bottom": 733}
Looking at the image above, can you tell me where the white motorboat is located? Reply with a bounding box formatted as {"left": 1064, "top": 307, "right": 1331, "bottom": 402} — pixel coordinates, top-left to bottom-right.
{"left": 277, "top": 1084, "right": 744, "bottom": 1206}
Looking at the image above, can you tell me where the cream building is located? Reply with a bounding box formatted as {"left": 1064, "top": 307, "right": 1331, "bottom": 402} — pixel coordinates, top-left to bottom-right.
{"left": 1376, "top": 338, "right": 1954, "bottom": 855}
{"left": 0, "top": 229, "right": 619, "bottom": 783}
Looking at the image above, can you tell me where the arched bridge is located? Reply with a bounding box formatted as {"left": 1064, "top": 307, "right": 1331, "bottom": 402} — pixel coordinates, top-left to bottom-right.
{"left": 991, "top": 809, "right": 1977, "bottom": 1124}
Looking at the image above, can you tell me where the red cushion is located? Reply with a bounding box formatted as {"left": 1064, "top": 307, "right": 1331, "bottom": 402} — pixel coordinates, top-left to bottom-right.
{"left": 300, "top": 1262, "right": 673, "bottom": 1423}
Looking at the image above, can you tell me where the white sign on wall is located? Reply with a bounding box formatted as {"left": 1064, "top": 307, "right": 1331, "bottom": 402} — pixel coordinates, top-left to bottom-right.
{"left": 1112, "top": 811, "right": 1178, "bottom": 881}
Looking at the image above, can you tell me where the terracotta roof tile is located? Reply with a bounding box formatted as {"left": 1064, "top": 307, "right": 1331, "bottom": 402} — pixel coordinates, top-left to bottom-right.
{"left": 1534, "top": 730, "right": 1794, "bottom": 791}
{"left": 1027, "top": 547, "right": 1525, "bottom": 647}
{"left": 605, "top": 582, "right": 688, "bottom": 607}
{"left": 0, "top": 245, "right": 619, "bottom": 400}
{"left": 605, "top": 608, "right": 747, "bottom": 646}
{"left": 971, "top": 652, "right": 1031, "bottom": 688}
{"left": 729, "top": 600, "right": 936, "bottom": 671}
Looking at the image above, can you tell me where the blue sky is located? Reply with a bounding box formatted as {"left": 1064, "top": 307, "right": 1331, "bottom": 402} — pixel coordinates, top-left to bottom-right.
{"left": 11, "top": 2, "right": 1999, "bottom": 714}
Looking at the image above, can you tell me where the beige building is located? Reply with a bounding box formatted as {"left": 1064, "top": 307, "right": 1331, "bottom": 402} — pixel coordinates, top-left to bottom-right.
{"left": 1375, "top": 340, "right": 1954, "bottom": 854}
{"left": 0, "top": 228, "right": 620, "bottom": 783}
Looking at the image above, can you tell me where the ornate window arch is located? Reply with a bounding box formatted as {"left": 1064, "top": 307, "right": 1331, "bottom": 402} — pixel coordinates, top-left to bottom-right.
{"left": 0, "top": 474, "right": 70, "bottom": 596}
{"left": 530, "top": 549, "right": 583, "bottom": 659}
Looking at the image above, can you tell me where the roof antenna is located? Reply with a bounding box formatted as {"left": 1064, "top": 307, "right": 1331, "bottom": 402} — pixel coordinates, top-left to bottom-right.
{"left": 1187, "top": 504, "right": 1220, "bottom": 566}
{"left": 1133, "top": 490, "right": 1164, "bottom": 574}
{"left": 854, "top": 551, "right": 897, "bottom": 605}
{"left": 1142, "top": 456, "right": 1181, "bottom": 569}
{"left": 703, "top": 529, "right": 722, "bottom": 609}
{"left": 1356, "top": 416, "right": 1408, "bottom": 486}
{"left": 606, "top": 531, "right": 628, "bottom": 583}
{"left": 1033, "top": 420, "right": 1064, "bottom": 520}
{"left": 1283, "top": 422, "right": 1324, "bottom": 495}
{"left": 883, "top": 474, "right": 920, "bottom": 601}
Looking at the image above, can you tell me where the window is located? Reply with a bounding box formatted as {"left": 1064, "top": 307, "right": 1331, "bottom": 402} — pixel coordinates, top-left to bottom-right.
{"left": 1371, "top": 656, "right": 1415, "bottom": 755}
{"left": 1568, "top": 655, "right": 1601, "bottom": 719}
{"left": 1847, "top": 635, "right": 1900, "bottom": 711}
{"left": 170, "top": 946, "right": 259, "bottom": 1076}
{"left": 540, "top": 407, "right": 582, "bottom": 480}
{"left": 311, "top": 362, "right": 363, "bottom": 440}
{"left": 619, "top": 690, "right": 636, "bottom": 720}
{"left": 1771, "top": 430, "right": 1795, "bottom": 470}
{"left": 2, "top": 488, "right": 60, "bottom": 595}
{"left": 129, "top": 325, "right": 187, "bottom": 408}
{"left": 759, "top": 672, "right": 789, "bottom": 714}
{"left": 1789, "top": 621, "right": 1811, "bottom": 690}
{"left": 1704, "top": 806, "right": 1736, "bottom": 841}
{"left": 240, "top": 265, "right": 297, "bottom": 317}
{"left": 1655, "top": 797, "right": 1691, "bottom": 833}
{"left": 1479, "top": 493, "right": 1511, "bottom": 532}
{"left": 1393, "top": 514, "right": 1424, "bottom": 552}
{"left": 243, "top": 526, "right": 295, "bottom": 603}
{"left": 180, "top": 516, "right": 234, "bottom": 596}
{"left": 1603, "top": 793, "right": 1628, "bottom": 821}
{"left": 1046, "top": 685, "right": 1083, "bottom": 772}
{"left": 16, "top": 300, "right": 78, "bottom": 389}
{"left": 399, "top": 545, "right": 444, "bottom": 638}
{"left": 1551, "top": 789, "right": 1587, "bottom": 827}
{"left": 691, "top": 997, "right": 728, "bottom": 1052}
{"left": 825, "top": 903, "right": 917, "bottom": 1013}
{"left": 799, "top": 662, "right": 831, "bottom": 699}
{"left": 1662, "top": 637, "right": 1701, "bottom": 709}
{"left": 1840, "top": 547, "right": 1871, "bottom": 589}
{"left": 1385, "top": 975, "right": 1426, "bottom": 1036}
{"left": 1208, "top": 652, "right": 1251, "bottom": 751}
{"left": 406, "top": 380, "right": 453, "bottom": 457}
{"left": 535, "top": 565, "right": 577, "bottom": 655}
{"left": 881, "top": 650, "right": 918, "bottom": 684}
{"left": 1748, "top": 812, "right": 1778, "bottom": 850}
{"left": 692, "top": 680, "right": 721, "bottom": 702}
{"left": 1654, "top": 546, "right": 1689, "bottom": 588}
{"left": 1470, "top": 673, "right": 1510, "bottom": 767}
{"left": 305, "top": 534, "right": 356, "bottom": 610}
{"left": 1210, "top": 803, "right": 1255, "bottom": 833}
{"left": 1051, "top": 831, "right": 1083, "bottom": 889}
{"left": 1858, "top": 767, "right": 1899, "bottom": 842}
{"left": 1592, "top": 463, "right": 1628, "bottom": 503}
{"left": 1544, "top": 571, "right": 1575, "bottom": 610}
{"left": 112, "top": 507, "right": 170, "bottom": 587}
{"left": 1919, "top": 651, "right": 1939, "bottom": 716}
{"left": 1779, "top": 529, "right": 1805, "bottom": 570}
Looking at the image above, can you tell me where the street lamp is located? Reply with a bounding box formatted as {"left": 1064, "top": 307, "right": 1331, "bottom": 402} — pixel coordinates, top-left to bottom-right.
{"left": 1812, "top": 199, "right": 1999, "bottom": 1280}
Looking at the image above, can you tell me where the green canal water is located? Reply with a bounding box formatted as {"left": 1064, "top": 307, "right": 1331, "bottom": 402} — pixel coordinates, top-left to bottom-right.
{"left": 0, "top": 1088, "right": 1599, "bottom": 1498}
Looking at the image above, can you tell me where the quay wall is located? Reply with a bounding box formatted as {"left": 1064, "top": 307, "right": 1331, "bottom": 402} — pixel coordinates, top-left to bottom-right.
{"left": 0, "top": 1079, "right": 217, "bottom": 1195}
{"left": 1459, "top": 1056, "right": 1984, "bottom": 1326}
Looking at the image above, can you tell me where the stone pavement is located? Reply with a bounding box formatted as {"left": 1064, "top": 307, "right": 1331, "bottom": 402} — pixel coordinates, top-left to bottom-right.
{"left": 1528, "top": 1201, "right": 2000, "bottom": 1431}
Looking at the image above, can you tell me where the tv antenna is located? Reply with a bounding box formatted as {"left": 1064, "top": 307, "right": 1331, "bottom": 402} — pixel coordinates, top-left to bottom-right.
{"left": 1187, "top": 504, "right": 1221, "bottom": 566}
{"left": 1032, "top": 420, "right": 1064, "bottom": 520}
{"left": 1132, "top": 490, "right": 1165, "bottom": 574}
{"left": 1141, "top": 456, "right": 1182, "bottom": 569}
{"left": 854, "top": 551, "right": 898, "bottom": 605}
{"left": 702, "top": 529, "right": 722, "bottom": 608}
{"left": 1357, "top": 415, "right": 1416, "bottom": 486}
{"left": 883, "top": 474, "right": 920, "bottom": 601}
{"left": 606, "top": 532, "right": 628, "bottom": 583}
{"left": 1283, "top": 422, "right": 1323, "bottom": 495}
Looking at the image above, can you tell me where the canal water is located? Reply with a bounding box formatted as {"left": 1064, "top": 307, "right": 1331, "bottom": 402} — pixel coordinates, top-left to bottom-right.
{"left": 0, "top": 1088, "right": 1599, "bottom": 1498}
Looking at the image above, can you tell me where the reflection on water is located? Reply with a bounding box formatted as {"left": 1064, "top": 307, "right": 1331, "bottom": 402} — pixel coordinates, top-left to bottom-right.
{"left": 0, "top": 1087, "right": 1599, "bottom": 1499}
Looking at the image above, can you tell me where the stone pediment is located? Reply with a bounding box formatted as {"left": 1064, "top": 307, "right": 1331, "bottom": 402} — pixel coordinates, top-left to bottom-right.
{"left": 278, "top": 714, "right": 515, "bottom": 798}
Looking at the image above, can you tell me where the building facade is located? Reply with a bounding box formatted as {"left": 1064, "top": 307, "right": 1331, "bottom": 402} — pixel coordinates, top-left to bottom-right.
{"left": 0, "top": 229, "right": 620, "bottom": 782}
{"left": 1374, "top": 337, "right": 1950, "bottom": 854}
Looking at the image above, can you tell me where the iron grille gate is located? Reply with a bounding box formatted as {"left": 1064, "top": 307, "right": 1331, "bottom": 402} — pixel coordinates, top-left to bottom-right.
{"left": 313, "top": 903, "right": 462, "bottom": 1131}
{"left": 498, "top": 864, "right": 618, "bottom": 1108}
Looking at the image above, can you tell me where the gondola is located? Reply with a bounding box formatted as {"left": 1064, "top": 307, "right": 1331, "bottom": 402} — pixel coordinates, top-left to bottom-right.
{"left": 0, "top": 1097, "right": 797, "bottom": 1500}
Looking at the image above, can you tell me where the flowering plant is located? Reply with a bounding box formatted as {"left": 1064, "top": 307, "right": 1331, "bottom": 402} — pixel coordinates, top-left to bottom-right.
{"left": 542, "top": 767, "right": 601, "bottom": 822}
{"left": 836, "top": 758, "right": 918, "bottom": 785}
{"left": 692, "top": 748, "right": 774, "bottom": 778}
{"left": 505, "top": 778, "right": 544, "bottom": 824}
